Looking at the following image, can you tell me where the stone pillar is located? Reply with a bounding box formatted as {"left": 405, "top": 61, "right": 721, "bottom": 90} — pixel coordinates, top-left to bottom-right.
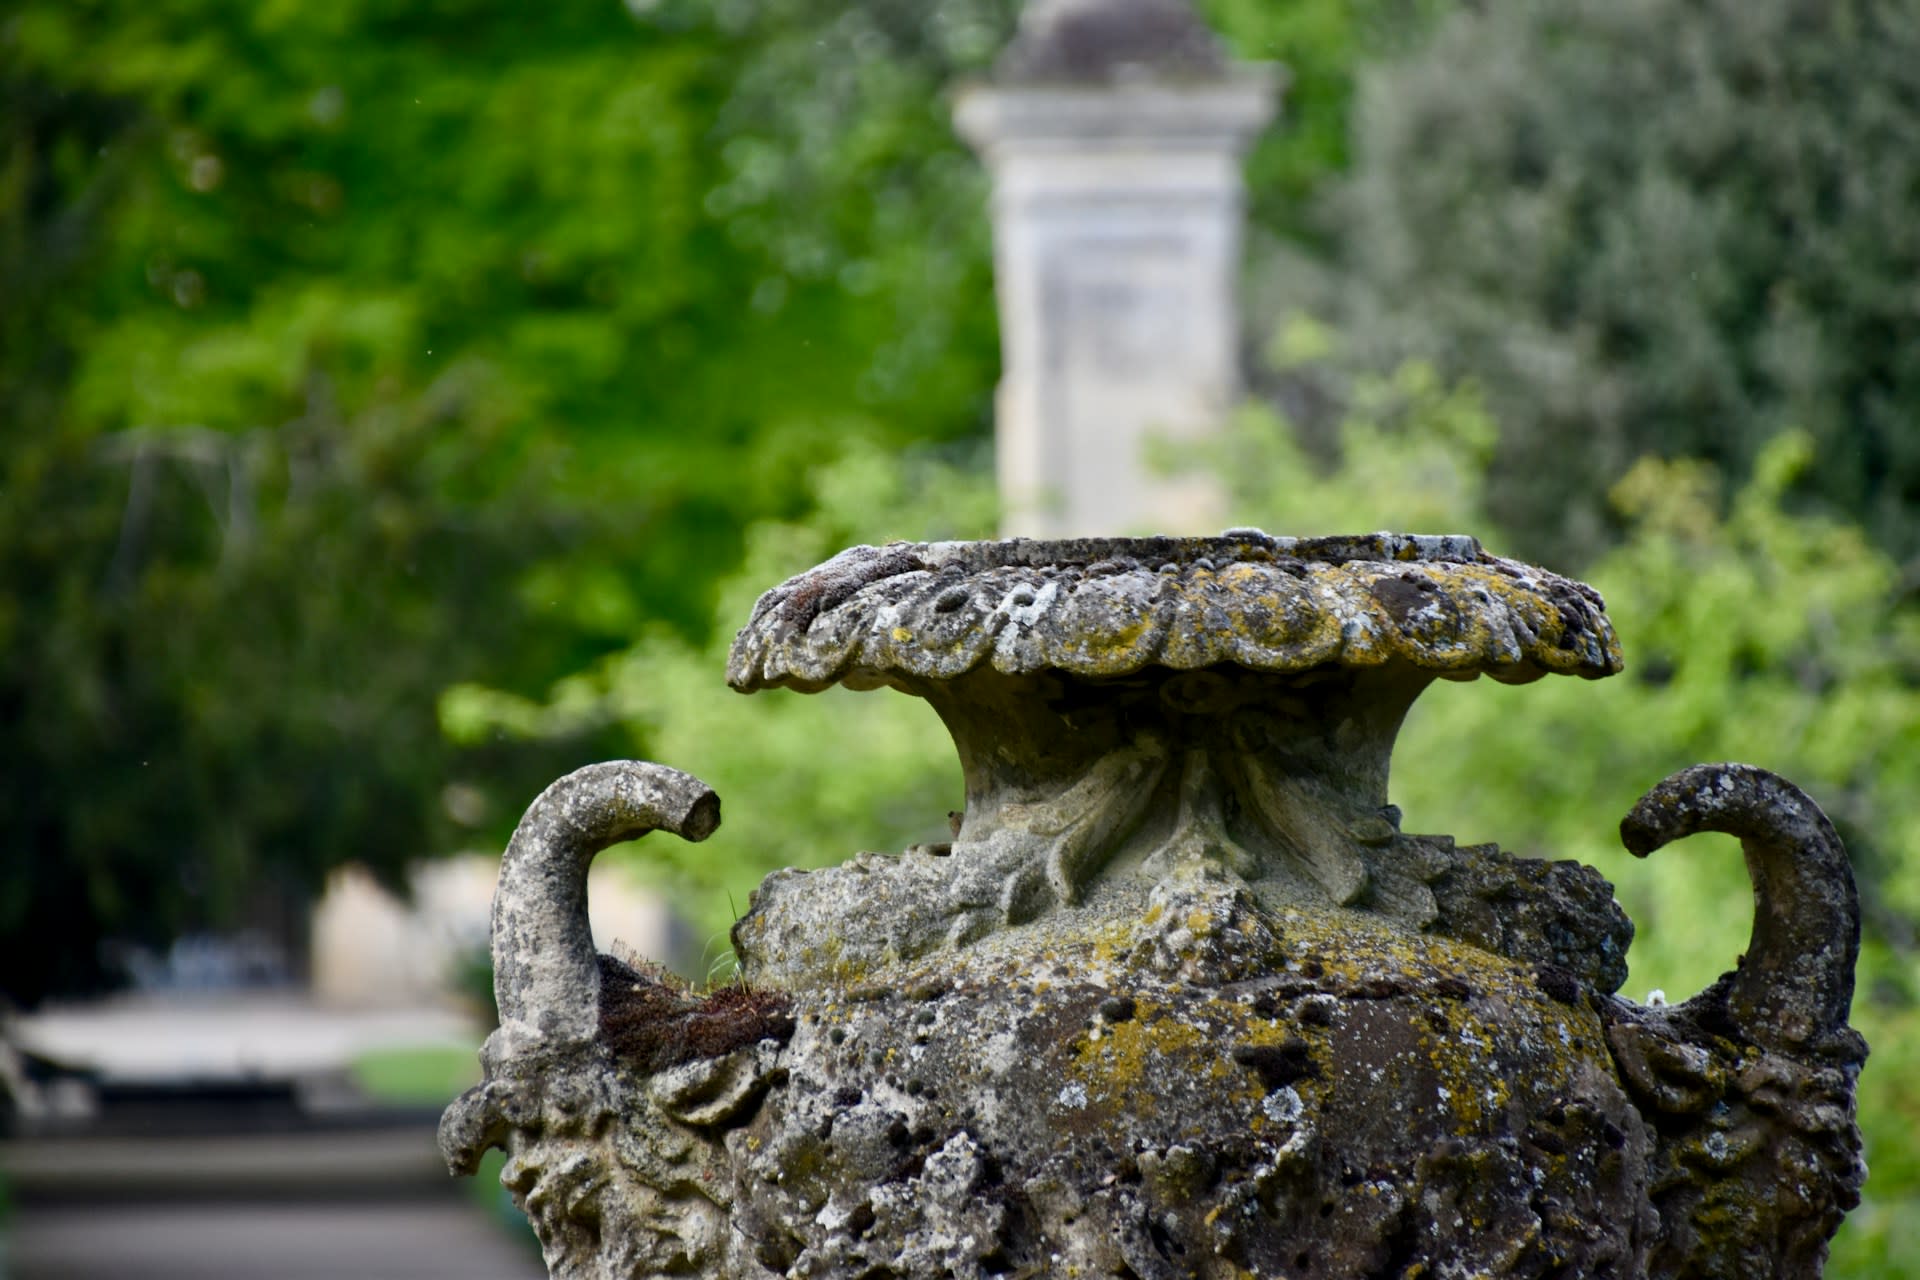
{"left": 956, "top": 0, "right": 1278, "bottom": 538}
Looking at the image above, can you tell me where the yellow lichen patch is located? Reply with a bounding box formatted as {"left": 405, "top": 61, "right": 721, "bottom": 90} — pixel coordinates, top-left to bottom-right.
{"left": 1071, "top": 999, "right": 1174, "bottom": 1096}
{"left": 1419, "top": 1009, "right": 1516, "bottom": 1132}
{"left": 1055, "top": 612, "right": 1165, "bottom": 677}
{"left": 1066, "top": 999, "right": 1290, "bottom": 1123}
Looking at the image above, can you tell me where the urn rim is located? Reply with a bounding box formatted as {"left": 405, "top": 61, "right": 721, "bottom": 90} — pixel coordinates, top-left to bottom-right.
{"left": 726, "top": 529, "right": 1623, "bottom": 694}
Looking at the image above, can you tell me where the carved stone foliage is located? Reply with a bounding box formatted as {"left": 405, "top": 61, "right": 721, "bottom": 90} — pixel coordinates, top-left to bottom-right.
{"left": 444, "top": 535, "right": 1866, "bottom": 1280}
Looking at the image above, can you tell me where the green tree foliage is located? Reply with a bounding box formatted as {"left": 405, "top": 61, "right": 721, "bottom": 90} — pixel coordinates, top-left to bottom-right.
{"left": 441, "top": 440, "right": 996, "bottom": 966}
{"left": 0, "top": 384, "right": 625, "bottom": 1002}
{"left": 6, "top": 0, "right": 1013, "bottom": 626}
{"left": 1337, "top": 0, "right": 1920, "bottom": 566}
{"left": 1198, "top": 0, "right": 1449, "bottom": 244}
{"left": 0, "top": 0, "right": 1453, "bottom": 1003}
{"left": 0, "top": 0, "right": 1018, "bottom": 1002}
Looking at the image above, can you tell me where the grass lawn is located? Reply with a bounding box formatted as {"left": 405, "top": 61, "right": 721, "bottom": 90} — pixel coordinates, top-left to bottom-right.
{"left": 347, "top": 1043, "right": 481, "bottom": 1107}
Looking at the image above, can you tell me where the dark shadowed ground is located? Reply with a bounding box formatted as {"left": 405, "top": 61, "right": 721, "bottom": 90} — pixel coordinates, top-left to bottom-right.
{"left": 4, "top": 1123, "right": 542, "bottom": 1280}
{"left": 2, "top": 990, "right": 539, "bottom": 1280}
{"left": 12, "top": 1198, "right": 543, "bottom": 1280}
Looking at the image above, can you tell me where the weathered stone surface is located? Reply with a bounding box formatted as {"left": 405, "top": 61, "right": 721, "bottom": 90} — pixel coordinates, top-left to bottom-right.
{"left": 440, "top": 761, "right": 768, "bottom": 1279}
{"left": 445, "top": 535, "right": 1866, "bottom": 1280}
{"left": 725, "top": 881, "right": 1658, "bottom": 1279}
{"left": 1606, "top": 764, "right": 1867, "bottom": 1279}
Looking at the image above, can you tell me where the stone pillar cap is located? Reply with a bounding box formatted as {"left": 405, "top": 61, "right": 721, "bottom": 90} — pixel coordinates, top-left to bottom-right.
{"left": 995, "top": 0, "right": 1229, "bottom": 84}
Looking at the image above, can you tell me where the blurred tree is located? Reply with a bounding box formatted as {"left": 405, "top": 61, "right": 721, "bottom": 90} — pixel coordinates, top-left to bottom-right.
{"left": 0, "top": 0, "right": 1460, "bottom": 1004}
{"left": 1198, "top": 0, "right": 1450, "bottom": 245}
{"left": 439, "top": 438, "right": 997, "bottom": 971}
{"left": 1336, "top": 0, "right": 1920, "bottom": 567}
{"left": 0, "top": 0, "right": 1018, "bottom": 1002}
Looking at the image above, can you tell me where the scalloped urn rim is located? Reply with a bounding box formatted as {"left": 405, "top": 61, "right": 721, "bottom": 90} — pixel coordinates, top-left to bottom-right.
{"left": 727, "top": 529, "right": 1623, "bottom": 695}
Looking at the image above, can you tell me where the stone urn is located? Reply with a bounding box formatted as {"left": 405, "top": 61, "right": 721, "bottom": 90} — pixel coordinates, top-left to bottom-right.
{"left": 442, "top": 532, "right": 1866, "bottom": 1280}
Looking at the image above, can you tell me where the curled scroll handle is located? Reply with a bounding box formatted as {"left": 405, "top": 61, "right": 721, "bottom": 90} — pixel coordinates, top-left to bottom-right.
{"left": 1618, "top": 762, "right": 1859, "bottom": 1054}
{"left": 489, "top": 760, "right": 718, "bottom": 1040}
{"left": 440, "top": 760, "right": 719, "bottom": 1175}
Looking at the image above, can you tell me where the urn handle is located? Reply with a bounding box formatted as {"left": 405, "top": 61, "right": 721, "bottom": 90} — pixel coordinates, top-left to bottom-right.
{"left": 1619, "top": 762, "right": 1859, "bottom": 1054}
{"left": 490, "top": 760, "right": 720, "bottom": 1043}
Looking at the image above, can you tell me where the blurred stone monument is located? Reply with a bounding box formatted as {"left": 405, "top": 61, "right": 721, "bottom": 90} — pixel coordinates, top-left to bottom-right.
{"left": 955, "top": 0, "right": 1278, "bottom": 537}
